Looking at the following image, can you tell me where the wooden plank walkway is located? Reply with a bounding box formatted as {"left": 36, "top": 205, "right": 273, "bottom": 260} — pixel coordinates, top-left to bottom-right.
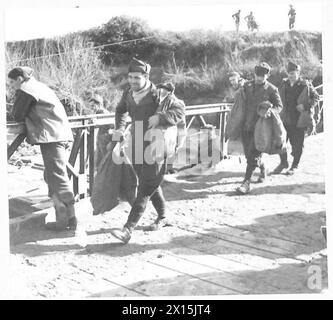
{"left": 8, "top": 133, "right": 327, "bottom": 298}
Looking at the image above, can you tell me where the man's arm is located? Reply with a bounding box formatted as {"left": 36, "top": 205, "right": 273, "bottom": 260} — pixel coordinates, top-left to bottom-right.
{"left": 308, "top": 82, "right": 320, "bottom": 111}
{"left": 157, "top": 99, "right": 186, "bottom": 127}
{"left": 12, "top": 90, "right": 37, "bottom": 122}
{"left": 115, "top": 91, "right": 129, "bottom": 132}
{"left": 269, "top": 87, "right": 283, "bottom": 114}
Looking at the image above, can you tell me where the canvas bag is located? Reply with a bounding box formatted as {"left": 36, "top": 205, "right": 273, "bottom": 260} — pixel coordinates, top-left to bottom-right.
{"left": 225, "top": 88, "right": 246, "bottom": 140}
{"left": 91, "top": 130, "right": 137, "bottom": 215}
{"left": 254, "top": 103, "right": 287, "bottom": 155}
{"left": 296, "top": 83, "right": 316, "bottom": 128}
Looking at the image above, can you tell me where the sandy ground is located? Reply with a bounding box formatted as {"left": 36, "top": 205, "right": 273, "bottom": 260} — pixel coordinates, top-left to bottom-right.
{"left": 7, "top": 133, "right": 327, "bottom": 298}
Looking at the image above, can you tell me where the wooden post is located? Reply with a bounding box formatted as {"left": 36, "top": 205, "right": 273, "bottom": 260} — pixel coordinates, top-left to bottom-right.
{"left": 197, "top": 115, "right": 207, "bottom": 127}
{"left": 186, "top": 116, "right": 196, "bottom": 130}
{"left": 67, "top": 129, "right": 84, "bottom": 177}
{"left": 68, "top": 129, "right": 84, "bottom": 199}
{"left": 88, "top": 126, "right": 95, "bottom": 196}
{"left": 220, "top": 111, "right": 228, "bottom": 158}
{"left": 79, "top": 127, "right": 87, "bottom": 199}
{"left": 218, "top": 112, "right": 223, "bottom": 160}
{"left": 7, "top": 133, "right": 26, "bottom": 160}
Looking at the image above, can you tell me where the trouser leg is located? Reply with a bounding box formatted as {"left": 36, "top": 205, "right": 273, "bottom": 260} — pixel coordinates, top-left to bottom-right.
{"left": 279, "top": 152, "right": 288, "bottom": 165}
{"left": 289, "top": 126, "right": 306, "bottom": 168}
{"left": 124, "top": 161, "right": 166, "bottom": 231}
{"left": 242, "top": 131, "right": 263, "bottom": 181}
{"left": 40, "top": 142, "right": 76, "bottom": 220}
{"left": 277, "top": 124, "right": 290, "bottom": 166}
{"left": 150, "top": 186, "right": 166, "bottom": 220}
{"left": 124, "top": 187, "right": 151, "bottom": 231}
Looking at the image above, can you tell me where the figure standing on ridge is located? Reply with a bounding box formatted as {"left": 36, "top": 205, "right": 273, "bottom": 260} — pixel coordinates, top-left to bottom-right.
{"left": 288, "top": 5, "right": 296, "bottom": 30}
{"left": 245, "top": 12, "right": 259, "bottom": 32}
{"left": 232, "top": 10, "right": 241, "bottom": 33}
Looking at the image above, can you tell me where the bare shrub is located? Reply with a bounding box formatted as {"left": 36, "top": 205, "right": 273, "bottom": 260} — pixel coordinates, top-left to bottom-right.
{"left": 6, "top": 35, "right": 119, "bottom": 115}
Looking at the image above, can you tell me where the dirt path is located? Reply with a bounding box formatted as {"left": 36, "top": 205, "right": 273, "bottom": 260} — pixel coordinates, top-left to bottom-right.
{"left": 7, "top": 133, "right": 327, "bottom": 298}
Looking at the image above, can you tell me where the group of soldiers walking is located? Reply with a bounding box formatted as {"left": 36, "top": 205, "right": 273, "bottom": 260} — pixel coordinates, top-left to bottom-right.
{"left": 7, "top": 52, "right": 320, "bottom": 244}
{"left": 228, "top": 61, "right": 319, "bottom": 195}
{"left": 232, "top": 4, "right": 297, "bottom": 32}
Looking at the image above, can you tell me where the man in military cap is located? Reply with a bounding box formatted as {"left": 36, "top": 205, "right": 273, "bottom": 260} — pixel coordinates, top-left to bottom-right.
{"left": 236, "top": 62, "right": 283, "bottom": 195}
{"left": 110, "top": 58, "right": 184, "bottom": 243}
{"left": 273, "top": 61, "right": 319, "bottom": 175}
{"left": 228, "top": 71, "right": 246, "bottom": 93}
{"left": 155, "top": 82, "right": 186, "bottom": 174}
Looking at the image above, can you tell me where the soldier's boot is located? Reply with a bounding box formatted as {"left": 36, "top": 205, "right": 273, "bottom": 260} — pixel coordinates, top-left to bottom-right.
{"left": 45, "top": 195, "right": 69, "bottom": 231}
{"left": 66, "top": 204, "right": 77, "bottom": 230}
{"left": 286, "top": 165, "right": 298, "bottom": 176}
{"left": 286, "top": 157, "right": 300, "bottom": 176}
{"left": 144, "top": 217, "right": 173, "bottom": 231}
{"left": 110, "top": 227, "right": 132, "bottom": 244}
{"left": 60, "top": 191, "right": 77, "bottom": 230}
{"left": 236, "top": 180, "right": 251, "bottom": 195}
{"left": 272, "top": 153, "right": 289, "bottom": 174}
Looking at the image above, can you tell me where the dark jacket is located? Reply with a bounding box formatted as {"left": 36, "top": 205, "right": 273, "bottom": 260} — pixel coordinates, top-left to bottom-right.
{"left": 115, "top": 83, "right": 158, "bottom": 134}
{"left": 12, "top": 78, "right": 73, "bottom": 144}
{"left": 243, "top": 80, "right": 283, "bottom": 131}
{"left": 155, "top": 92, "right": 186, "bottom": 130}
{"left": 279, "top": 78, "right": 320, "bottom": 126}
{"left": 115, "top": 82, "right": 185, "bottom": 164}
{"left": 115, "top": 83, "right": 185, "bottom": 134}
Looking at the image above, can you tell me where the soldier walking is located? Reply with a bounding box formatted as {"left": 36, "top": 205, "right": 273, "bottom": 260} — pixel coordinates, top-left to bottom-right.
{"left": 110, "top": 58, "right": 185, "bottom": 243}
{"left": 272, "top": 62, "right": 320, "bottom": 175}
{"left": 236, "top": 62, "right": 283, "bottom": 195}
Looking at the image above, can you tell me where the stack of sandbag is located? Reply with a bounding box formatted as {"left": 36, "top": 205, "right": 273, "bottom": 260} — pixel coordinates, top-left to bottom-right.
{"left": 225, "top": 88, "right": 246, "bottom": 141}
{"left": 254, "top": 101, "right": 287, "bottom": 155}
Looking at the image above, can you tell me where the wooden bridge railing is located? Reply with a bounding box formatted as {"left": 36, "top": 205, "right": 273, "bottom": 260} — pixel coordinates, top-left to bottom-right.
{"left": 7, "top": 103, "right": 232, "bottom": 200}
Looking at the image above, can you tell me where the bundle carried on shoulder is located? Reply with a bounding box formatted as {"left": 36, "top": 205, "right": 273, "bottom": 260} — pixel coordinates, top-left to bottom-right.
{"left": 145, "top": 125, "right": 178, "bottom": 163}
{"left": 146, "top": 92, "right": 186, "bottom": 163}
{"left": 254, "top": 101, "right": 287, "bottom": 155}
{"left": 225, "top": 88, "right": 246, "bottom": 141}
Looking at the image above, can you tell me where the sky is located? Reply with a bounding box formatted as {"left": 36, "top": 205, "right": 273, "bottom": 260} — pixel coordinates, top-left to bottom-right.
{"left": 3, "top": 0, "right": 323, "bottom": 42}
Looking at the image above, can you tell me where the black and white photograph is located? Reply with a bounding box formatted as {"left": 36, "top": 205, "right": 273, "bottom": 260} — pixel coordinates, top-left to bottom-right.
{"left": 0, "top": 0, "right": 331, "bottom": 301}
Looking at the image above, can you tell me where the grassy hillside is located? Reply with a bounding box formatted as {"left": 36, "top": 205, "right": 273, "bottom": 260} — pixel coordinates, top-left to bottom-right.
{"left": 5, "top": 16, "right": 322, "bottom": 113}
